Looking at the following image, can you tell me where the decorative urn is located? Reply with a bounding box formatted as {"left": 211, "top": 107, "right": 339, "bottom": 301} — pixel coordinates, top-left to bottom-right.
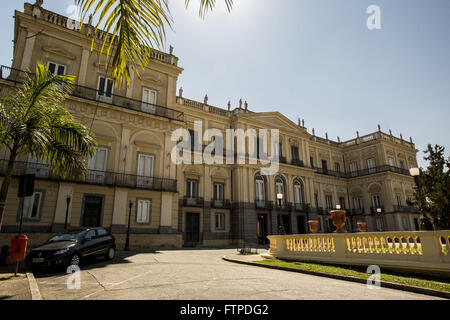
{"left": 330, "top": 210, "right": 347, "bottom": 233}
{"left": 357, "top": 222, "right": 367, "bottom": 233}
{"left": 308, "top": 220, "right": 319, "bottom": 234}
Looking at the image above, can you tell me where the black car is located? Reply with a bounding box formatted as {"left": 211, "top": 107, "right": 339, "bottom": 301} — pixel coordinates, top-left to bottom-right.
{"left": 27, "top": 227, "right": 116, "bottom": 270}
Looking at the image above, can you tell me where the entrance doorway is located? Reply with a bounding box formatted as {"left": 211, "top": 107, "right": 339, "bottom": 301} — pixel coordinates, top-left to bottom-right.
{"left": 257, "top": 214, "right": 268, "bottom": 245}
{"left": 280, "top": 215, "right": 291, "bottom": 235}
{"left": 297, "top": 216, "right": 306, "bottom": 234}
{"left": 185, "top": 212, "right": 200, "bottom": 244}
{"left": 82, "top": 195, "right": 103, "bottom": 227}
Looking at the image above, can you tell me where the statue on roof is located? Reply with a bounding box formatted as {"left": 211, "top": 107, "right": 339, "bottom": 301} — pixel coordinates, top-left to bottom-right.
{"left": 227, "top": 101, "right": 231, "bottom": 111}
{"left": 239, "top": 99, "right": 243, "bottom": 109}
{"left": 244, "top": 101, "right": 248, "bottom": 110}
{"left": 204, "top": 94, "right": 208, "bottom": 105}
{"left": 179, "top": 87, "right": 183, "bottom": 97}
{"left": 34, "top": 0, "right": 44, "bottom": 7}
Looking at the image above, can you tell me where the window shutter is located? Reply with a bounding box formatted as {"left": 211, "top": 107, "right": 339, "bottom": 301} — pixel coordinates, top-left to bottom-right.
{"left": 98, "top": 77, "right": 105, "bottom": 96}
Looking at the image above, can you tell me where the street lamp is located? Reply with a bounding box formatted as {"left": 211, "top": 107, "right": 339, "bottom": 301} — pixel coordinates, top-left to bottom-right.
{"left": 277, "top": 193, "right": 284, "bottom": 208}
{"left": 124, "top": 200, "right": 133, "bottom": 251}
{"left": 377, "top": 208, "right": 382, "bottom": 214}
{"left": 277, "top": 193, "right": 285, "bottom": 235}
{"left": 336, "top": 205, "right": 341, "bottom": 210}
{"left": 64, "top": 194, "right": 72, "bottom": 231}
{"left": 409, "top": 167, "right": 433, "bottom": 231}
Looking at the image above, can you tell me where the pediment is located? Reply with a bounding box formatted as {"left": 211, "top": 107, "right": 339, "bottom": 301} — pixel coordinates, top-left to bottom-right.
{"left": 42, "top": 46, "right": 76, "bottom": 60}
{"left": 241, "top": 112, "right": 302, "bottom": 132}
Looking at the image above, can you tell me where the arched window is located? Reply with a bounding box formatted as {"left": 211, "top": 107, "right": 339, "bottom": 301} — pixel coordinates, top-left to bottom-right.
{"left": 255, "top": 174, "right": 265, "bottom": 201}
{"left": 275, "top": 176, "right": 285, "bottom": 204}
{"left": 293, "top": 179, "right": 305, "bottom": 204}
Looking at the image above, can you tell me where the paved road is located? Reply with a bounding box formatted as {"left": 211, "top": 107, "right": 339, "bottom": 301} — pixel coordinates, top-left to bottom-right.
{"left": 33, "top": 249, "right": 442, "bottom": 300}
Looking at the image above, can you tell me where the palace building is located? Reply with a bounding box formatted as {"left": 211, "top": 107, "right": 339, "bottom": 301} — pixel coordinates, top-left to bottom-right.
{"left": 0, "top": 2, "right": 422, "bottom": 248}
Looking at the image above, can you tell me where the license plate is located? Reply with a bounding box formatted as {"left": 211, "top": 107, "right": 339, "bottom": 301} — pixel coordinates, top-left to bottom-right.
{"left": 32, "top": 258, "right": 45, "bottom": 263}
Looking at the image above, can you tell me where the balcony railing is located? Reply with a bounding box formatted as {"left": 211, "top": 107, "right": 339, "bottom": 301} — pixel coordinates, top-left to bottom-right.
{"left": 0, "top": 66, "right": 184, "bottom": 122}
{"left": 294, "top": 203, "right": 310, "bottom": 213}
{"left": 393, "top": 205, "right": 419, "bottom": 214}
{"left": 316, "top": 165, "right": 411, "bottom": 179}
{"left": 275, "top": 202, "right": 293, "bottom": 211}
{"left": 211, "top": 199, "right": 232, "bottom": 209}
{"left": 255, "top": 200, "right": 273, "bottom": 209}
{"left": 0, "top": 160, "right": 177, "bottom": 192}
{"left": 183, "top": 197, "right": 205, "bottom": 207}
{"left": 351, "top": 208, "right": 365, "bottom": 215}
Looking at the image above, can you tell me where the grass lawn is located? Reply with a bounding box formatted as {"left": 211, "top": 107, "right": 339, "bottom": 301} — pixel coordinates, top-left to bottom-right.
{"left": 256, "top": 258, "right": 450, "bottom": 293}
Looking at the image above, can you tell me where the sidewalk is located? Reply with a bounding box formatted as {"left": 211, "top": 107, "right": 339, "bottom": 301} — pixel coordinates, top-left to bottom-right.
{"left": 0, "top": 271, "right": 31, "bottom": 300}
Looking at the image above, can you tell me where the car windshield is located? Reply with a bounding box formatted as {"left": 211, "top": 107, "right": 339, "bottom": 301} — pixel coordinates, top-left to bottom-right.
{"left": 48, "top": 232, "right": 85, "bottom": 242}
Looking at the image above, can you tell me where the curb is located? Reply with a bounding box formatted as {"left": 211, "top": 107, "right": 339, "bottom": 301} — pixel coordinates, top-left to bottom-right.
{"left": 26, "top": 272, "right": 42, "bottom": 300}
{"left": 222, "top": 256, "right": 450, "bottom": 300}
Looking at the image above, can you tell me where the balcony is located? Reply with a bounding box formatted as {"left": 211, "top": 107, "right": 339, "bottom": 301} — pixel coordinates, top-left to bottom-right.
{"left": 0, "top": 160, "right": 178, "bottom": 192}
{"left": 211, "top": 199, "right": 232, "bottom": 209}
{"left": 393, "top": 205, "right": 419, "bottom": 214}
{"left": 0, "top": 66, "right": 184, "bottom": 122}
{"left": 291, "top": 159, "right": 305, "bottom": 168}
{"left": 294, "top": 203, "right": 310, "bottom": 213}
{"left": 275, "top": 202, "right": 293, "bottom": 211}
{"left": 183, "top": 197, "right": 204, "bottom": 208}
{"left": 351, "top": 208, "right": 365, "bottom": 215}
{"left": 255, "top": 200, "right": 273, "bottom": 209}
{"left": 316, "top": 165, "right": 412, "bottom": 179}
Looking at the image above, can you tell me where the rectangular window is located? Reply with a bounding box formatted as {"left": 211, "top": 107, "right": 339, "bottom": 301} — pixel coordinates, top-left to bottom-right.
{"left": 291, "top": 146, "right": 299, "bottom": 161}
{"left": 97, "top": 76, "right": 114, "bottom": 102}
{"left": 396, "top": 194, "right": 402, "bottom": 206}
{"left": 335, "top": 162, "right": 341, "bottom": 173}
{"left": 322, "top": 160, "right": 328, "bottom": 171}
{"left": 367, "top": 158, "right": 376, "bottom": 173}
{"left": 325, "top": 195, "right": 333, "bottom": 210}
{"left": 372, "top": 195, "right": 382, "bottom": 208}
{"left": 350, "top": 162, "right": 358, "bottom": 177}
{"left": 213, "top": 183, "right": 224, "bottom": 201}
{"left": 353, "top": 197, "right": 363, "bottom": 209}
{"left": 216, "top": 213, "right": 225, "bottom": 230}
{"left": 255, "top": 179, "right": 265, "bottom": 201}
{"left": 186, "top": 180, "right": 198, "bottom": 198}
{"left": 399, "top": 160, "right": 406, "bottom": 169}
{"left": 87, "top": 147, "right": 108, "bottom": 183}
{"left": 22, "top": 191, "right": 43, "bottom": 220}
{"left": 142, "top": 88, "right": 157, "bottom": 114}
{"left": 310, "top": 157, "right": 314, "bottom": 168}
{"left": 137, "top": 199, "right": 151, "bottom": 224}
{"left": 47, "top": 62, "right": 66, "bottom": 76}
{"left": 339, "top": 197, "right": 346, "bottom": 209}
{"left": 388, "top": 157, "right": 395, "bottom": 167}
{"left": 314, "top": 193, "right": 319, "bottom": 208}
{"left": 137, "top": 154, "right": 154, "bottom": 188}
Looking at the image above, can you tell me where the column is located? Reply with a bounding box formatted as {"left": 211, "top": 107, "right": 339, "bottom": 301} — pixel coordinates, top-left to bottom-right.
{"left": 111, "top": 189, "right": 128, "bottom": 233}
{"left": 20, "top": 31, "right": 36, "bottom": 71}
{"left": 78, "top": 48, "right": 90, "bottom": 86}
{"left": 160, "top": 192, "right": 174, "bottom": 234}
{"left": 52, "top": 183, "right": 74, "bottom": 232}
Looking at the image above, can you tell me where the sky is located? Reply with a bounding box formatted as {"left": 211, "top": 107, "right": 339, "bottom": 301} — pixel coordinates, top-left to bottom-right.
{"left": 0, "top": 0, "right": 449, "bottom": 168}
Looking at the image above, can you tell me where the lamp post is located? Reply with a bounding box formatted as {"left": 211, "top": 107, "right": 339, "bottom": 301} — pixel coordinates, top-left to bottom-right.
{"left": 124, "top": 200, "right": 133, "bottom": 251}
{"left": 377, "top": 208, "right": 382, "bottom": 214}
{"left": 277, "top": 193, "right": 285, "bottom": 235}
{"left": 409, "top": 168, "right": 433, "bottom": 231}
{"left": 64, "top": 194, "right": 71, "bottom": 231}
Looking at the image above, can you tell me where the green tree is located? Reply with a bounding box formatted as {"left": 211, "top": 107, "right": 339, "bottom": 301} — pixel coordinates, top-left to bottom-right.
{"left": 410, "top": 145, "right": 450, "bottom": 230}
{"left": 0, "top": 63, "right": 97, "bottom": 229}
{"left": 76, "top": 0, "right": 233, "bottom": 85}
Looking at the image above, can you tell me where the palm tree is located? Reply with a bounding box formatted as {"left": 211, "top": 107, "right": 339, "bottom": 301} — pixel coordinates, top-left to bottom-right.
{"left": 76, "top": 0, "right": 233, "bottom": 85}
{"left": 0, "top": 63, "right": 97, "bottom": 229}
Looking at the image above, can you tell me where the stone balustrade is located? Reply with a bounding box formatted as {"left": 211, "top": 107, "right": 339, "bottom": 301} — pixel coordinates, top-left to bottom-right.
{"left": 268, "top": 231, "right": 450, "bottom": 276}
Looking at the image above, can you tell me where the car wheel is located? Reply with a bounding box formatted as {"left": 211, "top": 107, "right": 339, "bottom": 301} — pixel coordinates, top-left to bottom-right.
{"left": 69, "top": 253, "right": 81, "bottom": 266}
{"left": 106, "top": 247, "right": 115, "bottom": 260}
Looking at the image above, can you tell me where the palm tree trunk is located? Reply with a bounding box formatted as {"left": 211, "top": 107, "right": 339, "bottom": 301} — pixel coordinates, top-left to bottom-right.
{"left": 0, "top": 152, "right": 17, "bottom": 230}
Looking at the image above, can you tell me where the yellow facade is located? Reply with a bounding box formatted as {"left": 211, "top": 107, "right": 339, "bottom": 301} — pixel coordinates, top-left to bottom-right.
{"left": 0, "top": 3, "right": 422, "bottom": 249}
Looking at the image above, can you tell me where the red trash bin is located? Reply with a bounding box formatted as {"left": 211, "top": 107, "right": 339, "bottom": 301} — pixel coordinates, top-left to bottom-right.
{"left": 10, "top": 235, "right": 28, "bottom": 263}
